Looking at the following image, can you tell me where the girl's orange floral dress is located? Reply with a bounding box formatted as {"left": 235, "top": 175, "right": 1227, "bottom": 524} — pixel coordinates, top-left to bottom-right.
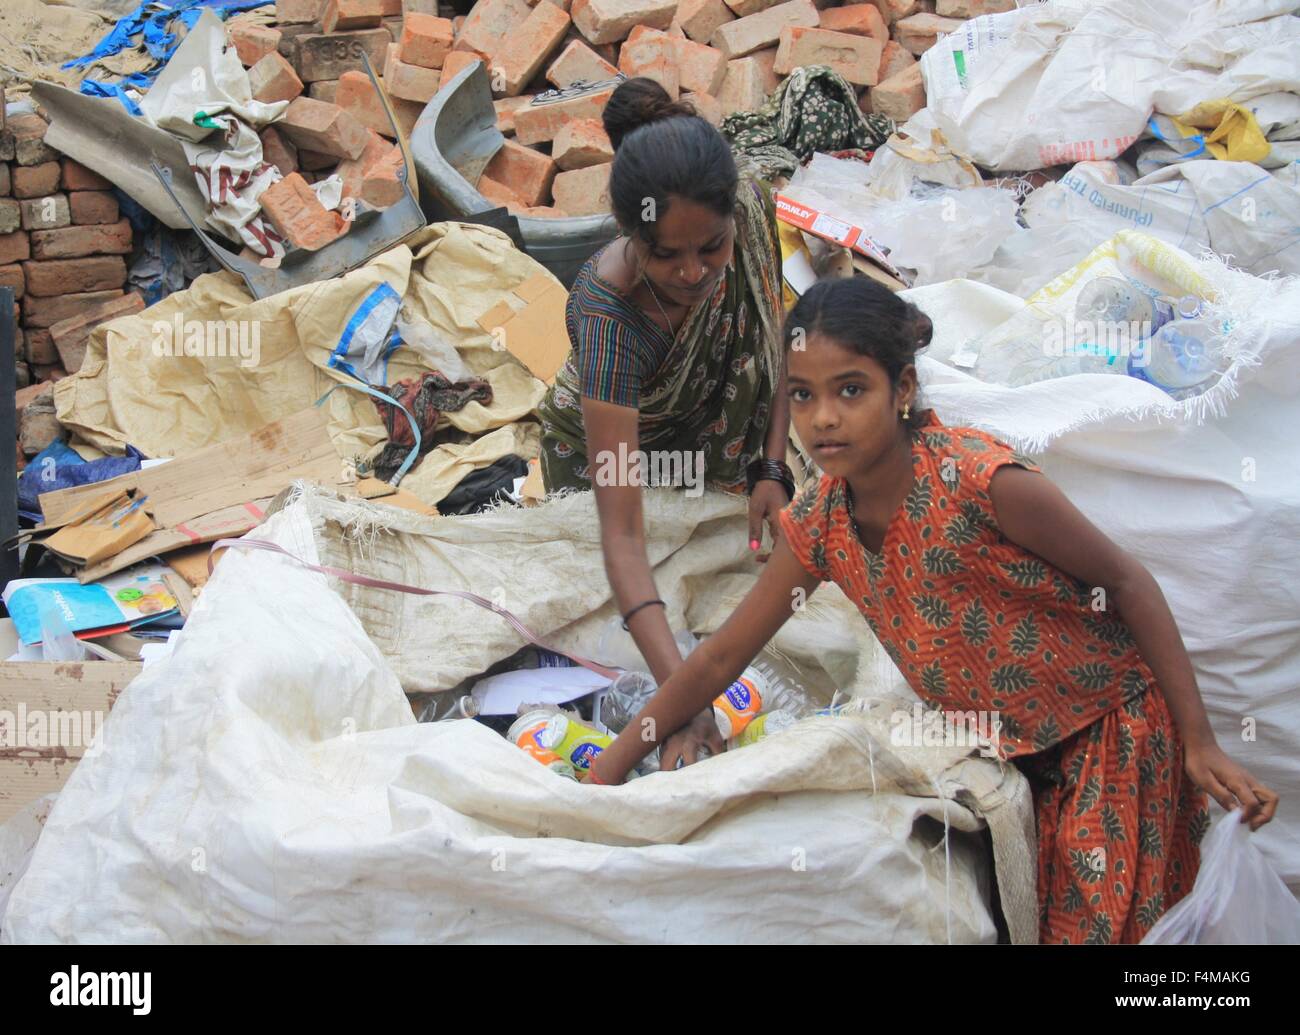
{"left": 779, "top": 410, "right": 1211, "bottom": 943}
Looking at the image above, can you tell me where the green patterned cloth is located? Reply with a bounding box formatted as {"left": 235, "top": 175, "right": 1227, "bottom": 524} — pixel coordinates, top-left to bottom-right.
{"left": 722, "top": 65, "right": 895, "bottom": 181}
{"left": 537, "top": 178, "right": 785, "bottom": 494}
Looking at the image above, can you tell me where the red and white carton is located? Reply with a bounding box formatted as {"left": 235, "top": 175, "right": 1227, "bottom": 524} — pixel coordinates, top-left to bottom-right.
{"left": 774, "top": 191, "right": 908, "bottom": 283}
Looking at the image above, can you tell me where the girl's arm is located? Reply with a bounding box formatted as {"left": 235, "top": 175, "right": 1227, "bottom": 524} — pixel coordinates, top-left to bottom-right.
{"left": 592, "top": 535, "right": 821, "bottom": 784}
{"left": 990, "top": 466, "right": 1279, "bottom": 830}
{"left": 582, "top": 397, "right": 688, "bottom": 683}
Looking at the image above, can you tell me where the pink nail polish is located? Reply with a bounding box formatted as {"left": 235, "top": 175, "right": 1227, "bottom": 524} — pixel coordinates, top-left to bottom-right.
{"left": 749, "top": 538, "right": 760, "bottom": 551}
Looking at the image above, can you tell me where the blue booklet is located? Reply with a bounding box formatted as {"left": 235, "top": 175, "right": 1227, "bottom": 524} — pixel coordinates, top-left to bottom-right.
{"left": 3, "top": 565, "right": 179, "bottom": 647}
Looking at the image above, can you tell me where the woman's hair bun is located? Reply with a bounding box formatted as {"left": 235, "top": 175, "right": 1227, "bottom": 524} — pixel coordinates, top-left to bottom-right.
{"left": 603, "top": 77, "right": 698, "bottom": 151}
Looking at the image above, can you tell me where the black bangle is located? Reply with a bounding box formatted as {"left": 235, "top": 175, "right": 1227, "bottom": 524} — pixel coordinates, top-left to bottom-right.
{"left": 746, "top": 458, "right": 795, "bottom": 501}
{"left": 621, "top": 598, "right": 666, "bottom": 630}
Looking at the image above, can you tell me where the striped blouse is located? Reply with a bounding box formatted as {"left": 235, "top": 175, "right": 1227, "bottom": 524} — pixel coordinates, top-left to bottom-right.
{"left": 567, "top": 245, "right": 677, "bottom": 409}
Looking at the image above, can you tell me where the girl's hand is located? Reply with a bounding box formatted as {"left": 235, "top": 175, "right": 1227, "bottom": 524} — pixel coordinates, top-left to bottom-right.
{"left": 748, "top": 480, "right": 789, "bottom": 562}
{"left": 1185, "top": 740, "right": 1279, "bottom": 831}
{"left": 660, "top": 709, "right": 726, "bottom": 771}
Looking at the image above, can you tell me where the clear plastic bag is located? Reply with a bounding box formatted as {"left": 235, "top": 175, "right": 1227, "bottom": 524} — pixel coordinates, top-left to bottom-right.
{"left": 1141, "top": 810, "right": 1300, "bottom": 945}
{"left": 38, "top": 599, "right": 87, "bottom": 663}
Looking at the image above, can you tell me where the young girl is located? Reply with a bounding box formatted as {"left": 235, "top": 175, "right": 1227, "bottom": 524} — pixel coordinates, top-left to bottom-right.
{"left": 589, "top": 276, "right": 1279, "bottom": 944}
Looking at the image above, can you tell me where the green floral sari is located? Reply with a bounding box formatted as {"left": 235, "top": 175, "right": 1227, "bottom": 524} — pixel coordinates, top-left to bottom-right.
{"left": 538, "top": 179, "right": 784, "bottom": 494}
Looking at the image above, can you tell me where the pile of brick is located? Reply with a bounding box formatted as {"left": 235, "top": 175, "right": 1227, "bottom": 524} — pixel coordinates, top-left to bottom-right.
{"left": 244, "top": 0, "right": 1014, "bottom": 223}
{"left": 0, "top": 101, "right": 144, "bottom": 461}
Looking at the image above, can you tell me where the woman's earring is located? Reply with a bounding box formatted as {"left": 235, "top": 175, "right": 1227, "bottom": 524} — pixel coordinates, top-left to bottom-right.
{"left": 902, "top": 404, "right": 911, "bottom": 421}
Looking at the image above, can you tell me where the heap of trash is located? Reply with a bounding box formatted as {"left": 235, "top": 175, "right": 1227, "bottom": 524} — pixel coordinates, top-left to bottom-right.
{"left": 0, "top": 0, "right": 1297, "bottom": 945}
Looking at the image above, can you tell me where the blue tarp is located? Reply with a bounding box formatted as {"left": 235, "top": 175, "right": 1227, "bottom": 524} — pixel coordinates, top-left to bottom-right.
{"left": 66, "top": 0, "right": 274, "bottom": 114}
{"left": 18, "top": 442, "right": 146, "bottom": 524}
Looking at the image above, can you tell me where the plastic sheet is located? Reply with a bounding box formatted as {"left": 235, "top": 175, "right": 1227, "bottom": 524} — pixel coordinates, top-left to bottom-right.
{"left": 1142, "top": 811, "right": 1300, "bottom": 944}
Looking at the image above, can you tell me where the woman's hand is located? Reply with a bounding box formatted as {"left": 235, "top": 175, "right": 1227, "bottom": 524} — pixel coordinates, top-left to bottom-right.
{"left": 748, "top": 480, "right": 789, "bottom": 561}
{"left": 1185, "top": 740, "right": 1279, "bottom": 831}
{"left": 659, "top": 709, "right": 726, "bottom": 771}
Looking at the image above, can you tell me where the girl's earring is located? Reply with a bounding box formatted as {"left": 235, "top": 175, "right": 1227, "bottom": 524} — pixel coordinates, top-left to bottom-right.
{"left": 902, "top": 404, "right": 911, "bottom": 421}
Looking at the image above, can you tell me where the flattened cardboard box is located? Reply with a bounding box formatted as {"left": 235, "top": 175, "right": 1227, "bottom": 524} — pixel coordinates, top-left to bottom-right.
{"left": 475, "top": 271, "right": 570, "bottom": 385}
{"left": 0, "top": 660, "right": 142, "bottom": 823}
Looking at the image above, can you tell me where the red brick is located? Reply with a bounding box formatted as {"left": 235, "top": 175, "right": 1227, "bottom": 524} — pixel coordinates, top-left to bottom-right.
{"left": 401, "top": 13, "right": 455, "bottom": 68}
{"left": 546, "top": 38, "right": 617, "bottom": 88}
{"left": 321, "top": 0, "right": 382, "bottom": 32}
{"left": 493, "top": 2, "right": 570, "bottom": 96}
{"left": 867, "top": 0, "right": 919, "bottom": 23}
{"left": 8, "top": 114, "right": 58, "bottom": 167}
{"left": 68, "top": 191, "right": 120, "bottom": 226}
{"left": 259, "top": 127, "right": 299, "bottom": 178}
{"left": 684, "top": 90, "right": 724, "bottom": 125}
{"left": 442, "top": 49, "right": 484, "bottom": 82}
{"left": 494, "top": 95, "right": 533, "bottom": 135}
{"left": 724, "top": 0, "right": 781, "bottom": 16}
{"left": 30, "top": 363, "right": 68, "bottom": 386}
{"left": 230, "top": 23, "right": 282, "bottom": 67}
{"left": 513, "top": 85, "right": 613, "bottom": 145}
{"left": 19, "top": 195, "right": 70, "bottom": 231}
{"left": 15, "top": 381, "right": 54, "bottom": 419}
{"left": 26, "top": 329, "right": 57, "bottom": 366}
{"left": 308, "top": 79, "right": 340, "bottom": 103}
{"left": 674, "top": 36, "right": 728, "bottom": 94}
{"left": 551, "top": 162, "right": 610, "bottom": 215}
{"left": 0, "top": 232, "right": 30, "bottom": 265}
{"left": 249, "top": 51, "right": 305, "bottom": 104}
{"left": 48, "top": 292, "right": 145, "bottom": 374}
{"left": 276, "top": 0, "right": 326, "bottom": 22}
{"left": 819, "top": 3, "right": 888, "bottom": 41}
{"left": 60, "top": 160, "right": 113, "bottom": 192}
{"left": 677, "top": 0, "right": 735, "bottom": 43}
{"left": 477, "top": 174, "right": 526, "bottom": 209}
{"left": 877, "top": 40, "right": 915, "bottom": 83}
{"left": 280, "top": 96, "right": 370, "bottom": 158}
{"left": 483, "top": 138, "right": 557, "bottom": 205}
{"left": 23, "top": 257, "right": 127, "bottom": 297}
{"left": 894, "top": 12, "right": 963, "bottom": 55}
{"left": 358, "top": 146, "right": 405, "bottom": 208}
{"left": 552, "top": 117, "right": 613, "bottom": 170}
{"left": 261, "top": 173, "right": 351, "bottom": 250}
{"left": 617, "top": 33, "right": 680, "bottom": 98}
{"left": 295, "top": 29, "right": 391, "bottom": 83}
{"left": 12, "top": 162, "right": 61, "bottom": 200}
{"left": 712, "top": 0, "right": 818, "bottom": 59}
{"left": 775, "top": 27, "right": 881, "bottom": 85}
{"left": 572, "top": 0, "right": 676, "bottom": 45}
{"left": 454, "top": 0, "right": 533, "bottom": 59}
{"left": 0, "top": 263, "right": 23, "bottom": 300}
{"left": 29, "top": 220, "right": 133, "bottom": 260}
{"left": 718, "top": 55, "right": 771, "bottom": 115}
{"left": 22, "top": 289, "right": 125, "bottom": 329}
{"left": 335, "top": 130, "right": 391, "bottom": 198}
{"left": 870, "top": 61, "right": 925, "bottom": 120}
{"left": 937, "top": 0, "right": 1017, "bottom": 16}
{"left": 385, "top": 52, "right": 442, "bottom": 103}
{"left": 334, "top": 70, "right": 399, "bottom": 139}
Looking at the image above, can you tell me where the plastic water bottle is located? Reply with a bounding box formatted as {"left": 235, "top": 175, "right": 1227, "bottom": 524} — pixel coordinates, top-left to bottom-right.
{"left": 599, "top": 670, "right": 658, "bottom": 734}
{"left": 1129, "top": 318, "right": 1221, "bottom": 399}
{"left": 1071, "top": 277, "right": 1169, "bottom": 374}
{"left": 749, "top": 658, "right": 817, "bottom": 718}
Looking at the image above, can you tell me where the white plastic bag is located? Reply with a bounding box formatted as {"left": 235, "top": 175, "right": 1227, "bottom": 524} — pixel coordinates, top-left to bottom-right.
{"left": 1142, "top": 811, "right": 1300, "bottom": 944}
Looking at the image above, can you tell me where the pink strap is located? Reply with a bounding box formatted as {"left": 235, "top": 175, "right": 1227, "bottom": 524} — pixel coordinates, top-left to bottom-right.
{"left": 209, "top": 537, "right": 621, "bottom": 680}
